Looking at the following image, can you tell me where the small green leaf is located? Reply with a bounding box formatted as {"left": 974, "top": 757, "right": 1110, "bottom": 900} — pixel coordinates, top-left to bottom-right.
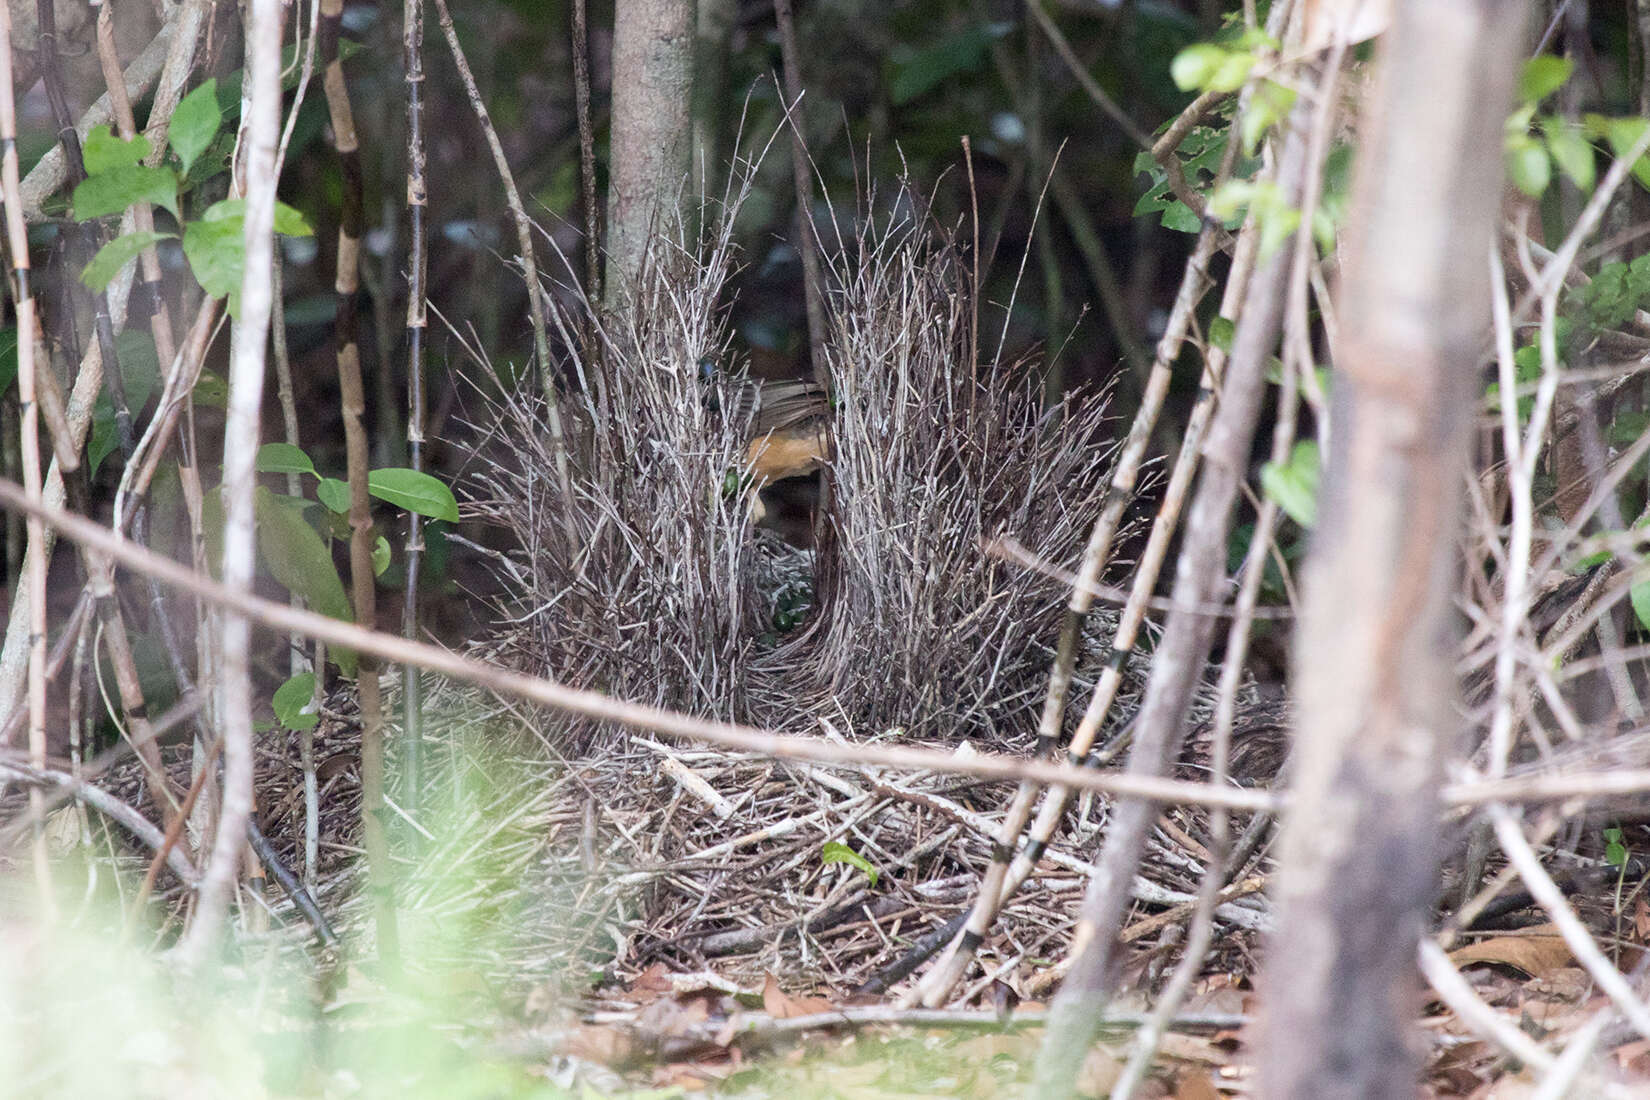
{"left": 0, "top": 329, "right": 16, "bottom": 397}
{"left": 372, "top": 535, "right": 392, "bottom": 577}
{"left": 317, "top": 476, "right": 351, "bottom": 514}
{"left": 1519, "top": 56, "right": 1573, "bottom": 104}
{"left": 82, "top": 124, "right": 152, "bottom": 175}
{"left": 272, "top": 671, "right": 319, "bottom": 731}
{"left": 1209, "top": 316, "right": 1236, "bottom": 353}
{"left": 1171, "top": 43, "right": 1227, "bottom": 92}
{"left": 1160, "top": 200, "right": 1202, "bottom": 233}
{"left": 73, "top": 164, "right": 179, "bottom": 221}
{"left": 821, "top": 841, "right": 879, "bottom": 887}
{"left": 182, "top": 205, "right": 244, "bottom": 301}
{"left": 1631, "top": 573, "right": 1650, "bottom": 634}
{"left": 367, "top": 468, "right": 460, "bottom": 522}
{"left": 1505, "top": 134, "right": 1551, "bottom": 198}
{"left": 81, "top": 231, "right": 174, "bottom": 292}
{"left": 1544, "top": 121, "right": 1596, "bottom": 191}
{"left": 1604, "top": 117, "right": 1650, "bottom": 191}
{"left": 1260, "top": 439, "right": 1321, "bottom": 527}
{"left": 256, "top": 441, "right": 316, "bottom": 476}
{"left": 1241, "top": 80, "right": 1296, "bottom": 155}
{"left": 88, "top": 332, "right": 162, "bottom": 476}
{"left": 254, "top": 487, "right": 357, "bottom": 675}
{"left": 1604, "top": 825, "right": 1628, "bottom": 868}
{"left": 273, "top": 201, "right": 314, "bottom": 237}
{"left": 169, "top": 79, "right": 223, "bottom": 176}
{"left": 192, "top": 370, "right": 228, "bottom": 409}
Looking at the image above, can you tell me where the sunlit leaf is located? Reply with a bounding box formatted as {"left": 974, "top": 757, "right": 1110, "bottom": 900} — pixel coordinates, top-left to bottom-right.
{"left": 256, "top": 442, "right": 316, "bottom": 476}
{"left": 368, "top": 468, "right": 460, "bottom": 522}
{"left": 1260, "top": 439, "right": 1320, "bottom": 527}
{"left": 821, "top": 841, "right": 879, "bottom": 887}
{"left": 272, "top": 672, "right": 319, "bottom": 731}
{"left": 82, "top": 125, "right": 152, "bottom": 175}
{"left": 73, "top": 164, "right": 179, "bottom": 221}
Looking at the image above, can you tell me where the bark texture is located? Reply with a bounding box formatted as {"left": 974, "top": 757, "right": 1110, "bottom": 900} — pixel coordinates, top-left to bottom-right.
{"left": 605, "top": 0, "right": 693, "bottom": 306}
{"left": 1257, "top": 3, "right": 1524, "bottom": 1096}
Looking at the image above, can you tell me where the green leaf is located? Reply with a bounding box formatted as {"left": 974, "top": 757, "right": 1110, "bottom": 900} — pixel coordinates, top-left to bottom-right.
{"left": 72, "top": 164, "right": 179, "bottom": 221}
{"left": 1160, "top": 200, "right": 1202, "bottom": 233}
{"left": 81, "top": 231, "right": 174, "bottom": 292}
{"left": 889, "top": 22, "right": 1011, "bottom": 105}
{"left": 254, "top": 487, "right": 357, "bottom": 675}
{"left": 1519, "top": 56, "right": 1573, "bottom": 104}
{"left": 1260, "top": 439, "right": 1321, "bottom": 527}
{"left": 192, "top": 370, "right": 228, "bottom": 409}
{"left": 1209, "top": 316, "right": 1236, "bottom": 353}
{"left": 181, "top": 205, "right": 244, "bottom": 301}
{"left": 317, "top": 477, "right": 350, "bottom": 514}
{"left": 1544, "top": 121, "right": 1596, "bottom": 191}
{"left": 1505, "top": 134, "right": 1551, "bottom": 198}
{"left": 87, "top": 332, "right": 162, "bottom": 477}
{"left": 1241, "top": 80, "right": 1296, "bottom": 155}
{"left": 372, "top": 535, "right": 392, "bottom": 577}
{"left": 256, "top": 441, "right": 316, "bottom": 476}
{"left": 82, "top": 124, "right": 152, "bottom": 175}
{"left": 821, "top": 841, "right": 879, "bottom": 887}
{"left": 1632, "top": 572, "right": 1650, "bottom": 634}
{"left": 272, "top": 671, "right": 319, "bottom": 731}
{"left": 273, "top": 201, "right": 314, "bottom": 237}
{"left": 0, "top": 329, "right": 16, "bottom": 397}
{"left": 1603, "top": 117, "right": 1650, "bottom": 191}
{"left": 1605, "top": 825, "right": 1629, "bottom": 868}
{"left": 367, "top": 468, "right": 460, "bottom": 522}
{"left": 1170, "top": 43, "right": 1226, "bottom": 92}
{"left": 169, "top": 79, "right": 223, "bottom": 176}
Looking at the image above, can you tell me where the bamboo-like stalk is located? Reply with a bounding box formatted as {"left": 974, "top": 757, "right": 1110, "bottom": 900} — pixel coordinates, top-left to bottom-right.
{"left": 0, "top": 0, "right": 50, "bottom": 909}
{"left": 319, "top": 0, "right": 400, "bottom": 968}
{"left": 401, "top": 0, "right": 430, "bottom": 826}
{"left": 178, "top": 0, "right": 282, "bottom": 966}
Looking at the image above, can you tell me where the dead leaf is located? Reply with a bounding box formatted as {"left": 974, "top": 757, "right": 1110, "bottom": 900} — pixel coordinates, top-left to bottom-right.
{"left": 761, "top": 973, "right": 834, "bottom": 1018}
{"left": 1449, "top": 926, "right": 1573, "bottom": 978}
{"left": 631, "top": 962, "right": 674, "bottom": 997}
{"left": 636, "top": 992, "right": 712, "bottom": 1039}
{"left": 1636, "top": 896, "right": 1650, "bottom": 942}
{"left": 1174, "top": 1071, "right": 1223, "bottom": 1100}
{"left": 560, "top": 1023, "right": 634, "bottom": 1066}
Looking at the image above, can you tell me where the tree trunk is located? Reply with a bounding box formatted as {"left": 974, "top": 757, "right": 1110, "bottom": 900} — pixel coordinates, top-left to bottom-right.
{"left": 604, "top": 0, "right": 693, "bottom": 308}
{"left": 1257, "top": 3, "right": 1523, "bottom": 1096}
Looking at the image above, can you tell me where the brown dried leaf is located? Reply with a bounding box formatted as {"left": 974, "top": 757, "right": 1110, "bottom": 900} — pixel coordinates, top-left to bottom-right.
{"left": 1174, "top": 1071, "right": 1224, "bottom": 1100}
{"left": 760, "top": 973, "right": 834, "bottom": 1019}
{"left": 560, "top": 1023, "right": 634, "bottom": 1066}
{"left": 1449, "top": 926, "right": 1573, "bottom": 978}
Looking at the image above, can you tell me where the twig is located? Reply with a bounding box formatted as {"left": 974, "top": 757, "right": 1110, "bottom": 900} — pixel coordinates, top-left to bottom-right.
{"left": 0, "top": 475, "right": 1281, "bottom": 812}
{"left": 0, "top": 0, "right": 50, "bottom": 906}
{"left": 178, "top": 0, "right": 282, "bottom": 968}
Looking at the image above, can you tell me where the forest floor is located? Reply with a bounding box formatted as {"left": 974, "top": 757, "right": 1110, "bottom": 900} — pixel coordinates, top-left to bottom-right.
{"left": 6, "top": 681, "right": 1646, "bottom": 1097}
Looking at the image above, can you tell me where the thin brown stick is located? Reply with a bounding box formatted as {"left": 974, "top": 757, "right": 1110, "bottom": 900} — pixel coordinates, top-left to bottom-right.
{"left": 178, "top": 0, "right": 282, "bottom": 967}
{"left": 401, "top": 0, "right": 430, "bottom": 823}
{"left": 319, "top": 0, "right": 399, "bottom": 968}
{"left": 0, "top": 475, "right": 1279, "bottom": 813}
{"left": 0, "top": 0, "right": 50, "bottom": 907}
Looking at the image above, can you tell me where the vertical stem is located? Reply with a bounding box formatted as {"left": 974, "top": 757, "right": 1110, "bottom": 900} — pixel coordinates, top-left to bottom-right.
{"left": 321, "top": 0, "right": 400, "bottom": 967}
{"left": 180, "top": 0, "right": 284, "bottom": 966}
{"left": 401, "top": 0, "right": 429, "bottom": 824}
{"left": 0, "top": 0, "right": 50, "bottom": 908}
